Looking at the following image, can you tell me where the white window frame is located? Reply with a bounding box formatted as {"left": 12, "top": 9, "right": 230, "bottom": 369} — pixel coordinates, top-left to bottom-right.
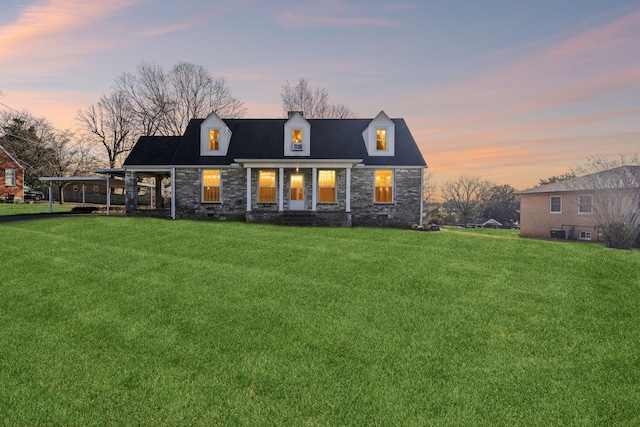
{"left": 5, "top": 168, "right": 16, "bottom": 186}
{"left": 202, "top": 169, "right": 222, "bottom": 203}
{"left": 550, "top": 196, "right": 562, "bottom": 213}
{"left": 579, "top": 231, "right": 592, "bottom": 241}
{"left": 578, "top": 195, "right": 593, "bottom": 214}
{"left": 317, "top": 170, "right": 336, "bottom": 204}
{"left": 257, "top": 170, "right": 277, "bottom": 203}
{"left": 374, "top": 169, "right": 394, "bottom": 204}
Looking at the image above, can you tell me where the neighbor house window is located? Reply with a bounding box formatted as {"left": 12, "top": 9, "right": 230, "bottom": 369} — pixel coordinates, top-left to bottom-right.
{"left": 318, "top": 170, "right": 336, "bottom": 203}
{"left": 5, "top": 168, "right": 15, "bottom": 186}
{"left": 93, "top": 185, "right": 99, "bottom": 193}
{"left": 208, "top": 129, "right": 219, "bottom": 151}
{"left": 258, "top": 170, "right": 276, "bottom": 203}
{"left": 579, "top": 231, "right": 592, "bottom": 241}
{"left": 550, "top": 196, "right": 562, "bottom": 213}
{"left": 73, "top": 185, "right": 79, "bottom": 192}
{"left": 578, "top": 195, "right": 592, "bottom": 214}
{"left": 203, "top": 169, "right": 221, "bottom": 202}
{"left": 375, "top": 170, "right": 393, "bottom": 203}
{"left": 376, "top": 129, "right": 387, "bottom": 151}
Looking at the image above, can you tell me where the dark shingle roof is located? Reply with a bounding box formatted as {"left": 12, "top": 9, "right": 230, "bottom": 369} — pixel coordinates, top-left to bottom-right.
{"left": 124, "top": 136, "right": 181, "bottom": 166}
{"left": 126, "top": 118, "right": 426, "bottom": 167}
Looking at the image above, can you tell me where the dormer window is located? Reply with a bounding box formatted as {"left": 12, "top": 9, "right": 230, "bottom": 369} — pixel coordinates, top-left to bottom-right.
{"left": 362, "top": 111, "right": 395, "bottom": 156}
{"left": 376, "top": 129, "right": 386, "bottom": 151}
{"left": 292, "top": 129, "right": 303, "bottom": 151}
{"left": 209, "top": 129, "right": 219, "bottom": 151}
{"left": 200, "top": 112, "right": 231, "bottom": 156}
{"left": 284, "top": 112, "right": 310, "bottom": 156}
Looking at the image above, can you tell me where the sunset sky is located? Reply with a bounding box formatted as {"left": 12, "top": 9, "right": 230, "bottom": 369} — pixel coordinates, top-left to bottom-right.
{"left": 1, "top": 0, "right": 639, "bottom": 191}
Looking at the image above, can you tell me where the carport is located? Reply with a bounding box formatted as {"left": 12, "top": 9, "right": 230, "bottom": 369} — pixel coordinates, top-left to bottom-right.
{"left": 39, "top": 175, "right": 153, "bottom": 215}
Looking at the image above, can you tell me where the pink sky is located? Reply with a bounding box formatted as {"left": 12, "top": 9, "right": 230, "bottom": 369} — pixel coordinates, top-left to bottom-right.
{"left": 1, "top": 0, "right": 639, "bottom": 193}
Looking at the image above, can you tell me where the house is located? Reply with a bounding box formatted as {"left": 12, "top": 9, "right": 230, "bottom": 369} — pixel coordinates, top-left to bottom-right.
{"left": 0, "top": 144, "right": 24, "bottom": 203}
{"left": 517, "top": 166, "right": 640, "bottom": 242}
{"left": 466, "top": 218, "right": 502, "bottom": 228}
{"left": 122, "top": 111, "right": 427, "bottom": 227}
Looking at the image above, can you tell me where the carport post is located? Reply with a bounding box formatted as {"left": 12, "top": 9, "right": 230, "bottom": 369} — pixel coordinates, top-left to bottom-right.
{"left": 106, "top": 175, "right": 111, "bottom": 215}
{"left": 48, "top": 181, "right": 53, "bottom": 213}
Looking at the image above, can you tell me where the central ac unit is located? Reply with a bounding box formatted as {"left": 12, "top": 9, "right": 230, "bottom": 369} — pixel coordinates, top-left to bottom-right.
{"left": 550, "top": 229, "right": 568, "bottom": 239}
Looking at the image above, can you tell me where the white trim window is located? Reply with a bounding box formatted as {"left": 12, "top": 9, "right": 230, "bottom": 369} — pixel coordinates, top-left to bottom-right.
{"left": 550, "top": 196, "right": 562, "bottom": 213}
{"left": 5, "top": 168, "right": 16, "bottom": 186}
{"left": 203, "top": 169, "right": 221, "bottom": 203}
{"left": 258, "top": 170, "right": 276, "bottom": 203}
{"left": 578, "top": 195, "right": 592, "bottom": 214}
{"left": 579, "top": 230, "right": 592, "bottom": 241}
{"left": 375, "top": 170, "right": 393, "bottom": 203}
{"left": 318, "top": 170, "right": 336, "bottom": 203}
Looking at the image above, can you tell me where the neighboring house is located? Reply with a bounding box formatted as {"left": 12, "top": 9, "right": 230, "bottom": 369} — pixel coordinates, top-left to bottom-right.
{"left": 517, "top": 166, "right": 640, "bottom": 242}
{"left": 0, "top": 144, "right": 24, "bottom": 202}
{"left": 123, "top": 111, "right": 427, "bottom": 227}
{"left": 466, "top": 218, "right": 502, "bottom": 228}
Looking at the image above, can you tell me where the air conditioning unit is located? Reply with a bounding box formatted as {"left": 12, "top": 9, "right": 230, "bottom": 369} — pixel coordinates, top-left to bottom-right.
{"left": 292, "top": 143, "right": 303, "bottom": 151}
{"left": 550, "top": 229, "right": 568, "bottom": 239}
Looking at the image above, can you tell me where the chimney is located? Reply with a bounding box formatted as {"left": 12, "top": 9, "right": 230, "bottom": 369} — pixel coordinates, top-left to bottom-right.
{"left": 288, "top": 111, "right": 304, "bottom": 118}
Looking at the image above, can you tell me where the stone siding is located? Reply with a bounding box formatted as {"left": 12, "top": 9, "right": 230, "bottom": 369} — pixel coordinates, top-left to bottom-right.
{"left": 350, "top": 168, "right": 422, "bottom": 228}
{"left": 170, "top": 166, "right": 422, "bottom": 227}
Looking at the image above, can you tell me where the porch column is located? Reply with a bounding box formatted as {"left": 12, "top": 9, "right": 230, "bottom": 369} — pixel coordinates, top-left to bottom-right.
{"left": 278, "top": 167, "right": 284, "bottom": 212}
{"left": 312, "top": 167, "right": 317, "bottom": 212}
{"left": 246, "top": 167, "right": 252, "bottom": 212}
{"left": 125, "top": 171, "right": 138, "bottom": 213}
{"left": 154, "top": 174, "right": 164, "bottom": 209}
{"left": 48, "top": 181, "right": 53, "bottom": 213}
{"left": 81, "top": 183, "right": 86, "bottom": 207}
{"left": 170, "top": 167, "right": 176, "bottom": 219}
{"left": 346, "top": 167, "right": 351, "bottom": 212}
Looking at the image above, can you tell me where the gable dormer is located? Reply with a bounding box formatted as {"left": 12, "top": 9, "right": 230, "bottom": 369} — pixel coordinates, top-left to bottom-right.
{"left": 284, "top": 111, "right": 310, "bottom": 157}
{"left": 362, "top": 111, "right": 395, "bottom": 156}
{"left": 200, "top": 112, "right": 232, "bottom": 156}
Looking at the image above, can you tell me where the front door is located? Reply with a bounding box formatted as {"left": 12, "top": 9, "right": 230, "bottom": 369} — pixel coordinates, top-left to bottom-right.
{"left": 289, "top": 174, "right": 305, "bottom": 210}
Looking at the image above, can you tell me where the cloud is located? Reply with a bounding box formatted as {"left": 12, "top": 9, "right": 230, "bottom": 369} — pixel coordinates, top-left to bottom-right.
{"left": 276, "top": 0, "right": 398, "bottom": 29}
{"left": 0, "top": 0, "right": 145, "bottom": 67}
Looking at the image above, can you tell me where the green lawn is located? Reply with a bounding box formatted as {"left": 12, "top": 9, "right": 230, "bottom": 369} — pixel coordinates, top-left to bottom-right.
{"left": 0, "top": 202, "right": 73, "bottom": 216}
{"left": 1, "top": 217, "right": 639, "bottom": 426}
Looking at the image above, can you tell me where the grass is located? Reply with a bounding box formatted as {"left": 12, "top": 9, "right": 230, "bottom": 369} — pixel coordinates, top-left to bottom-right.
{"left": 1, "top": 217, "right": 639, "bottom": 426}
{"left": 0, "top": 202, "right": 73, "bottom": 215}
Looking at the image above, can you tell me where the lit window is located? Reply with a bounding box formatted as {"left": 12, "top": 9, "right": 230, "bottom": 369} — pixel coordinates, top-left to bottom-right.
{"left": 578, "top": 195, "right": 592, "bottom": 214}
{"left": 292, "top": 129, "right": 302, "bottom": 143}
{"left": 5, "top": 168, "right": 15, "bottom": 186}
{"left": 209, "top": 129, "right": 219, "bottom": 151}
{"left": 375, "top": 170, "right": 393, "bottom": 203}
{"left": 203, "top": 169, "right": 221, "bottom": 202}
{"left": 318, "top": 170, "right": 336, "bottom": 203}
{"left": 550, "top": 196, "right": 562, "bottom": 213}
{"left": 376, "top": 129, "right": 386, "bottom": 151}
{"left": 258, "top": 170, "right": 276, "bottom": 203}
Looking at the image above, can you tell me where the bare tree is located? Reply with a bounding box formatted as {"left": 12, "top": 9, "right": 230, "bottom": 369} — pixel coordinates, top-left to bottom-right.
{"left": 571, "top": 155, "right": 640, "bottom": 249}
{"left": 115, "top": 61, "right": 246, "bottom": 137}
{"left": 281, "top": 78, "right": 357, "bottom": 118}
{"left": 77, "top": 91, "right": 137, "bottom": 168}
{"left": 440, "top": 175, "right": 492, "bottom": 224}
{"left": 423, "top": 171, "right": 437, "bottom": 205}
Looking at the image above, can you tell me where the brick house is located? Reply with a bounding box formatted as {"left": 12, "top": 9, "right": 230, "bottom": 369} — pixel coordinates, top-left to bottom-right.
{"left": 0, "top": 143, "right": 24, "bottom": 202}
{"left": 517, "top": 166, "right": 640, "bottom": 242}
{"left": 123, "top": 111, "right": 427, "bottom": 227}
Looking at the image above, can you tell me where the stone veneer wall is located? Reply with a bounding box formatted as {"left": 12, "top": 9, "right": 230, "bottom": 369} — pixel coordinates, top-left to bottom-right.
{"left": 350, "top": 168, "right": 423, "bottom": 228}
{"left": 171, "top": 166, "right": 423, "bottom": 227}
{"left": 174, "top": 167, "right": 247, "bottom": 220}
